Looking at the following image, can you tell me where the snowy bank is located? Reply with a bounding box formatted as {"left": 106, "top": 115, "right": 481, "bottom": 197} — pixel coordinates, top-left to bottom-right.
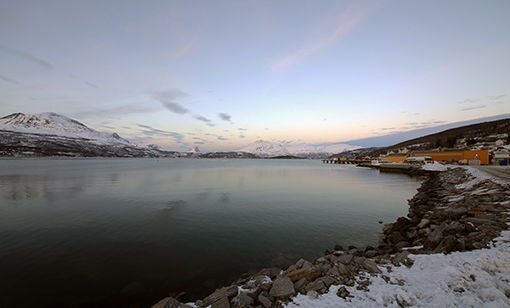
{"left": 287, "top": 228, "right": 510, "bottom": 307}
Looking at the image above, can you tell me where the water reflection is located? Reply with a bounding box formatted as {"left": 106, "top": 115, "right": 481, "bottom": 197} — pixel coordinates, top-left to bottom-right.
{"left": 0, "top": 158, "right": 420, "bottom": 308}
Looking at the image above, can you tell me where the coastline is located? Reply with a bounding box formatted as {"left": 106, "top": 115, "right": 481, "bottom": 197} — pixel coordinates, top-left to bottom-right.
{"left": 153, "top": 166, "right": 510, "bottom": 308}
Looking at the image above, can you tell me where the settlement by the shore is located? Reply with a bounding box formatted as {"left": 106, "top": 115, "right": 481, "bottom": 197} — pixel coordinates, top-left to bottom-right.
{"left": 153, "top": 166, "right": 510, "bottom": 308}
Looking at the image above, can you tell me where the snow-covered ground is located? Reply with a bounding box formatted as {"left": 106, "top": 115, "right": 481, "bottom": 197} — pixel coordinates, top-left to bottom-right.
{"left": 287, "top": 227, "right": 510, "bottom": 308}
{"left": 422, "top": 161, "right": 448, "bottom": 172}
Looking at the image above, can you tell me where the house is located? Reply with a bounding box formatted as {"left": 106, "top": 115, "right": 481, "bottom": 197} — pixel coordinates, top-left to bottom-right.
{"left": 493, "top": 149, "right": 510, "bottom": 165}
{"left": 411, "top": 149, "right": 489, "bottom": 165}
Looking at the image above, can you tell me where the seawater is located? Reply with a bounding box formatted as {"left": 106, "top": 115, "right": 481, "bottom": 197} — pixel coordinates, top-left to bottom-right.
{"left": 0, "top": 158, "right": 420, "bottom": 307}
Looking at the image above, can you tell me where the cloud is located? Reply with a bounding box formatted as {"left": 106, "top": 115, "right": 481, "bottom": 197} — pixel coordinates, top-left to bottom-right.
{"left": 239, "top": 135, "right": 245, "bottom": 139}
{"left": 195, "top": 115, "right": 215, "bottom": 126}
{"left": 0, "top": 44, "right": 53, "bottom": 69}
{"left": 0, "top": 74, "right": 19, "bottom": 84}
{"left": 488, "top": 94, "right": 505, "bottom": 100}
{"left": 217, "top": 136, "right": 228, "bottom": 141}
{"left": 136, "top": 124, "right": 184, "bottom": 143}
{"left": 461, "top": 105, "right": 487, "bottom": 111}
{"left": 172, "top": 40, "right": 195, "bottom": 60}
{"left": 152, "top": 89, "right": 190, "bottom": 114}
{"left": 271, "top": 0, "right": 382, "bottom": 71}
{"left": 218, "top": 113, "right": 232, "bottom": 122}
{"left": 238, "top": 127, "right": 247, "bottom": 131}
{"left": 84, "top": 81, "right": 99, "bottom": 88}
{"left": 73, "top": 103, "right": 158, "bottom": 118}
{"left": 194, "top": 141, "right": 205, "bottom": 144}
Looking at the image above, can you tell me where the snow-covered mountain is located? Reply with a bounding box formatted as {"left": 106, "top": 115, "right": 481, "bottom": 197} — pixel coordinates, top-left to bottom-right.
{"left": 0, "top": 112, "right": 130, "bottom": 145}
{"left": 238, "top": 140, "right": 362, "bottom": 157}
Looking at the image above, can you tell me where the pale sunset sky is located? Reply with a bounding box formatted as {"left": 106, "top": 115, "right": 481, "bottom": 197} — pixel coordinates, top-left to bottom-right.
{"left": 1, "top": 0, "right": 509, "bottom": 151}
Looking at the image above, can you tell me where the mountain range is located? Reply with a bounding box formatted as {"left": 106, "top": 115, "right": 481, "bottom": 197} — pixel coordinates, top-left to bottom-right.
{"left": 237, "top": 140, "right": 361, "bottom": 157}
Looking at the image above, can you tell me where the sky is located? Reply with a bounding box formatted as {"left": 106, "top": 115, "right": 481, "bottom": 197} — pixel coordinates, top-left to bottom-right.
{"left": 0, "top": 0, "right": 509, "bottom": 151}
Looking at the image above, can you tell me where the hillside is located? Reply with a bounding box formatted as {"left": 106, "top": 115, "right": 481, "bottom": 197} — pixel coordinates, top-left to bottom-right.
{"left": 238, "top": 140, "right": 362, "bottom": 158}
{"left": 368, "top": 117, "right": 510, "bottom": 156}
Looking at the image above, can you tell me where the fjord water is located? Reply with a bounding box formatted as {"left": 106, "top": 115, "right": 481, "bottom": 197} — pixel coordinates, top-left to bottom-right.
{"left": 0, "top": 158, "right": 420, "bottom": 307}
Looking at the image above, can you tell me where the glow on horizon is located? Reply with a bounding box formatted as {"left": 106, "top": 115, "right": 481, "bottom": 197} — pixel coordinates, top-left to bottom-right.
{"left": 0, "top": 0, "right": 509, "bottom": 151}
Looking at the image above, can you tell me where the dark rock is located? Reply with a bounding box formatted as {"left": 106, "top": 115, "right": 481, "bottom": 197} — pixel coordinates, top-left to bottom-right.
{"left": 337, "top": 254, "right": 353, "bottom": 264}
{"left": 305, "top": 280, "right": 326, "bottom": 293}
{"left": 363, "top": 259, "right": 382, "bottom": 274}
{"left": 294, "top": 278, "right": 308, "bottom": 293}
{"left": 202, "top": 286, "right": 238, "bottom": 307}
{"left": 259, "top": 268, "right": 281, "bottom": 279}
{"left": 152, "top": 297, "right": 192, "bottom": 308}
{"left": 336, "top": 286, "right": 351, "bottom": 299}
{"left": 269, "top": 277, "right": 295, "bottom": 299}
{"left": 234, "top": 292, "right": 253, "bottom": 308}
{"left": 257, "top": 294, "right": 272, "bottom": 308}
{"left": 211, "top": 297, "right": 230, "bottom": 308}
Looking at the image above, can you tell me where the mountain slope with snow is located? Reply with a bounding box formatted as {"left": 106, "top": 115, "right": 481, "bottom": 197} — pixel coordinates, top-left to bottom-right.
{"left": 238, "top": 140, "right": 362, "bottom": 157}
{"left": 0, "top": 112, "right": 130, "bottom": 145}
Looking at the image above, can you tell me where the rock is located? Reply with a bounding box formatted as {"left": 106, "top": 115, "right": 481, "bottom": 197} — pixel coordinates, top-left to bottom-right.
{"left": 334, "top": 244, "right": 344, "bottom": 251}
{"left": 305, "top": 280, "right": 326, "bottom": 293}
{"left": 306, "top": 290, "right": 319, "bottom": 299}
{"left": 336, "top": 286, "right": 351, "bottom": 299}
{"left": 259, "top": 268, "right": 281, "bottom": 279}
{"left": 337, "top": 264, "right": 350, "bottom": 275}
{"left": 389, "top": 231, "right": 406, "bottom": 244}
{"left": 392, "top": 251, "right": 410, "bottom": 265}
{"left": 202, "top": 286, "right": 238, "bottom": 307}
{"left": 294, "top": 278, "right": 308, "bottom": 292}
{"left": 365, "top": 250, "right": 377, "bottom": 258}
{"left": 327, "top": 266, "right": 339, "bottom": 277}
{"left": 269, "top": 277, "right": 295, "bottom": 299}
{"left": 295, "top": 258, "right": 307, "bottom": 268}
{"left": 417, "top": 218, "right": 430, "bottom": 228}
{"left": 211, "top": 297, "right": 230, "bottom": 308}
{"left": 254, "top": 275, "right": 272, "bottom": 291}
{"left": 245, "top": 287, "right": 262, "bottom": 299}
{"left": 337, "top": 254, "right": 353, "bottom": 264}
{"left": 234, "top": 292, "right": 253, "bottom": 308}
{"left": 317, "top": 276, "right": 335, "bottom": 288}
{"left": 363, "top": 259, "right": 382, "bottom": 274}
{"left": 395, "top": 241, "right": 410, "bottom": 249}
{"left": 257, "top": 294, "right": 272, "bottom": 308}
{"left": 152, "top": 297, "right": 192, "bottom": 308}
{"left": 286, "top": 267, "right": 321, "bottom": 282}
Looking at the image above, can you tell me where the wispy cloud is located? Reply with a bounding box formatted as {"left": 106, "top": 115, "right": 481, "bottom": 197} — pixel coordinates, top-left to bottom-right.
{"left": 239, "top": 135, "right": 245, "bottom": 139}
{"left": 461, "top": 105, "right": 487, "bottom": 111}
{"left": 0, "top": 44, "right": 53, "bottom": 69}
{"left": 218, "top": 113, "right": 232, "bottom": 122}
{"left": 194, "top": 114, "right": 215, "bottom": 127}
{"left": 73, "top": 103, "right": 158, "bottom": 118}
{"left": 217, "top": 136, "right": 228, "bottom": 141}
{"left": 271, "top": 0, "right": 382, "bottom": 71}
{"left": 0, "top": 74, "right": 19, "bottom": 84}
{"left": 152, "top": 89, "right": 190, "bottom": 114}
{"left": 137, "top": 124, "right": 184, "bottom": 143}
{"left": 172, "top": 40, "right": 195, "bottom": 60}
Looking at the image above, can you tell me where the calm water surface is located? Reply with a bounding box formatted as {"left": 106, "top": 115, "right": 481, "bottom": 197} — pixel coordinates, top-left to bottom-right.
{"left": 0, "top": 158, "right": 420, "bottom": 307}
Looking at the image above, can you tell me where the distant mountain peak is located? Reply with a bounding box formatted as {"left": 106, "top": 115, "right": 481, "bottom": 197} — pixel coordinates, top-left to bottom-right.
{"left": 238, "top": 139, "right": 362, "bottom": 158}
{"left": 0, "top": 112, "right": 130, "bottom": 145}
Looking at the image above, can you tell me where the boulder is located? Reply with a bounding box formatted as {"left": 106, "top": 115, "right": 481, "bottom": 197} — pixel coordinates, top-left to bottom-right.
{"left": 286, "top": 267, "right": 321, "bottom": 282}
{"left": 152, "top": 297, "right": 192, "bottom": 308}
{"left": 257, "top": 294, "right": 272, "bottom": 308}
{"left": 211, "top": 297, "right": 230, "bottom": 308}
{"left": 201, "top": 286, "right": 238, "bottom": 307}
{"left": 305, "top": 280, "right": 326, "bottom": 293}
{"left": 363, "top": 259, "right": 382, "bottom": 274}
{"left": 294, "top": 278, "right": 308, "bottom": 292}
{"left": 337, "top": 254, "right": 353, "bottom": 265}
{"left": 234, "top": 292, "right": 253, "bottom": 308}
{"left": 259, "top": 268, "right": 281, "bottom": 279}
{"left": 337, "top": 264, "right": 350, "bottom": 275}
{"left": 269, "top": 277, "right": 295, "bottom": 299}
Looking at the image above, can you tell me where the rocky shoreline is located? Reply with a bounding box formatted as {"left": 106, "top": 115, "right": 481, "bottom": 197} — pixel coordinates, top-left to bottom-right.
{"left": 153, "top": 167, "right": 509, "bottom": 308}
